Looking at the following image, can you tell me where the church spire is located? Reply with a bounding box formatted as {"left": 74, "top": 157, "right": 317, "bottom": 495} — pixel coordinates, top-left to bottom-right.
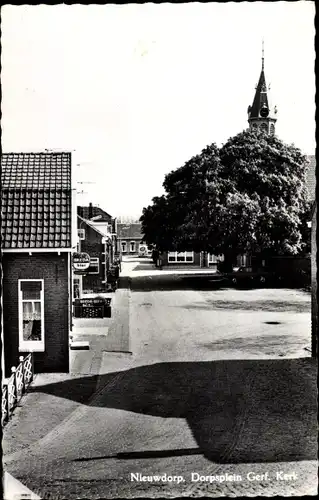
{"left": 247, "top": 40, "right": 277, "bottom": 135}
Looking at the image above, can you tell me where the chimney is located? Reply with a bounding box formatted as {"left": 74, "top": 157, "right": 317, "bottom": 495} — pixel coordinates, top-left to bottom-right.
{"left": 89, "top": 202, "right": 93, "bottom": 219}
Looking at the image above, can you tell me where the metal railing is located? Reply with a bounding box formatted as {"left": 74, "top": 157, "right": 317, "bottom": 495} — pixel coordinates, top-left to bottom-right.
{"left": 2, "top": 353, "right": 34, "bottom": 426}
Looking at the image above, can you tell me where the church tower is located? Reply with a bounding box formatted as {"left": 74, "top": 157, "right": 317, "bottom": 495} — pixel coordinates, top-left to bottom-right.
{"left": 247, "top": 41, "right": 277, "bottom": 135}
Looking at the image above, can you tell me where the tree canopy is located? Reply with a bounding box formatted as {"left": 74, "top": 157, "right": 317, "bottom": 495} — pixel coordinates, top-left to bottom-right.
{"left": 140, "top": 130, "right": 311, "bottom": 261}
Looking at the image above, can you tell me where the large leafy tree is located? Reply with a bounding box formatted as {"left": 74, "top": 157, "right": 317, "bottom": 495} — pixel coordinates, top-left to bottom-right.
{"left": 140, "top": 130, "right": 310, "bottom": 268}
{"left": 140, "top": 195, "right": 179, "bottom": 252}
{"left": 218, "top": 131, "right": 310, "bottom": 265}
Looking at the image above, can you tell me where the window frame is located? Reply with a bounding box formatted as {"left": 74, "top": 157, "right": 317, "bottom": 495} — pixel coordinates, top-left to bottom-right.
{"left": 121, "top": 241, "right": 127, "bottom": 253}
{"left": 168, "top": 251, "right": 194, "bottom": 263}
{"left": 78, "top": 228, "right": 85, "bottom": 240}
{"left": 18, "top": 279, "right": 45, "bottom": 352}
{"left": 88, "top": 257, "right": 99, "bottom": 274}
{"left": 130, "top": 241, "right": 136, "bottom": 253}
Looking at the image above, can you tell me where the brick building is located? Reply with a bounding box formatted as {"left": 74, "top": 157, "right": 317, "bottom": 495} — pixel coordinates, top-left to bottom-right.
{"left": 1, "top": 152, "right": 75, "bottom": 375}
{"left": 160, "top": 251, "right": 223, "bottom": 269}
{"left": 76, "top": 215, "right": 115, "bottom": 294}
{"left": 117, "top": 223, "right": 144, "bottom": 256}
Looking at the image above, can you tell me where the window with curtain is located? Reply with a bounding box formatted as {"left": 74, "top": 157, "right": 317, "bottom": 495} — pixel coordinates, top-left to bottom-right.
{"left": 19, "top": 279, "right": 44, "bottom": 351}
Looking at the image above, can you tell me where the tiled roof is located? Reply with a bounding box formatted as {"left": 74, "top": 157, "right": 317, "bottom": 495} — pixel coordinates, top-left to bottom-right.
{"left": 1, "top": 152, "right": 71, "bottom": 189}
{"left": 306, "top": 155, "right": 316, "bottom": 202}
{"left": 1, "top": 152, "right": 72, "bottom": 249}
{"left": 117, "top": 223, "right": 143, "bottom": 239}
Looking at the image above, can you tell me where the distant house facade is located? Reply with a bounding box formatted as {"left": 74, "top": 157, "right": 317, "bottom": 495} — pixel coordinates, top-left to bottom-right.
{"left": 160, "top": 251, "right": 224, "bottom": 269}
{"left": 76, "top": 212, "right": 116, "bottom": 294}
{"left": 1, "top": 152, "right": 75, "bottom": 376}
{"left": 117, "top": 223, "right": 144, "bottom": 256}
{"left": 161, "top": 251, "right": 201, "bottom": 268}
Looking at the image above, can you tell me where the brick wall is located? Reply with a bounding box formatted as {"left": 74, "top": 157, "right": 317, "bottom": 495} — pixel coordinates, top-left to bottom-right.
{"left": 2, "top": 253, "right": 70, "bottom": 375}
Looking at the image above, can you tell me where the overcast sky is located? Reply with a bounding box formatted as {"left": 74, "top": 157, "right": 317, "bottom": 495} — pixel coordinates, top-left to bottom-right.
{"left": 1, "top": 2, "right": 315, "bottom": 218}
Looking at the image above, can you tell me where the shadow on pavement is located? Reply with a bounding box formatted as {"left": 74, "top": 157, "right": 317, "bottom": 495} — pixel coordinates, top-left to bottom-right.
{"left": 74, "top": 447, "right": 201, "bottom": 461}
{"left": 118, "top": 274, "right": 229, "bottom": 292}
{"left": 118, "top": 271, "right": 309, "bottom": 293}
{"left": 30, "top": 358, "right": 317, "bottom": 464}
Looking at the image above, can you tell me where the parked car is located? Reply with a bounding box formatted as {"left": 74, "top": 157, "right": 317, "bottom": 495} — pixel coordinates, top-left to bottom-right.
{"left": 181, "top": 270, "right": 228, "bottom": 288}
{"left": 226, "top": 266, "right": 276, "bottom": 287}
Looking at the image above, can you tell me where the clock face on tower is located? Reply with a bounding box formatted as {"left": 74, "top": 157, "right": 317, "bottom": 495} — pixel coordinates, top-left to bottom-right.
{"left": 260, "top": 105, "right": 269, "bottom": 118}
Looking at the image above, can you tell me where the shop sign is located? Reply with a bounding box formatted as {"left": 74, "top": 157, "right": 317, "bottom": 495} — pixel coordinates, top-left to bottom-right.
{"left": 73, "top": 252, "right": 90, "bottom": 271}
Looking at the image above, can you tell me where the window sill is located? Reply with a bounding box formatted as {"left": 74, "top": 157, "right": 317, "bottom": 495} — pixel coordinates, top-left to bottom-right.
{"left": 19, "top": 343, "right": 45, "bottom": 352}
{"left": 168, "top": 263, "right": 195, "bottom": 264}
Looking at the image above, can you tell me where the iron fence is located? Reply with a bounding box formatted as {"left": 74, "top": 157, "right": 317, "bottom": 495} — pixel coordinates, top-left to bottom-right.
{"left": 2, "top": 353, "right": 34, "bottom": 427}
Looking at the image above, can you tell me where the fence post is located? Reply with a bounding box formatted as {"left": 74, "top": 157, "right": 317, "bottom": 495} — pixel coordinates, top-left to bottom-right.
{"left": 19, "top": 355, "right": 25, "bottom": 393}
{"left": 5, "top": 383, "right": 9, "bottom": 424}
{"left": 30, "top": 352, "right": 34, "bottom": 382}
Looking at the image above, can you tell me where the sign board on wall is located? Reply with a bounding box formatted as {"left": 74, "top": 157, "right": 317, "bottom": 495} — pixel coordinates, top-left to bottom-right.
{"left": 72, "top": 252, "right": 90, "bottom": 271}
{"left": 75, "top": 298, "right": 105, "bottom": 306}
